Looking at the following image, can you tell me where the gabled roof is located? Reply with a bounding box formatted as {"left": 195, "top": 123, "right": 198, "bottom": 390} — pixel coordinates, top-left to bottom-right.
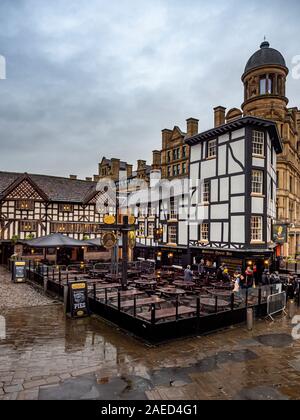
{"left": 0, "top": 172, "right": 97, "bottom": 203}
{"left": 185, "top": 116, "right": 283, "bottom": 154}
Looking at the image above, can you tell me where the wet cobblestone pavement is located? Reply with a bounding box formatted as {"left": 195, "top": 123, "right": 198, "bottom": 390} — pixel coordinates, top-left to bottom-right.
{"left": 1, "top": 266, "right": 300, "bottom": 400}
{"left": 0, "top": 301, "right": 300, "bottom": 400}
{"left": 0, "top": 266, "right": 55, "bottom": 310}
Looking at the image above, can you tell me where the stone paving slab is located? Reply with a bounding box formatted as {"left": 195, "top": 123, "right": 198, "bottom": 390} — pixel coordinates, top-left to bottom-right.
{"left": 0, "top": 280, "right": 300, "bottom": 400}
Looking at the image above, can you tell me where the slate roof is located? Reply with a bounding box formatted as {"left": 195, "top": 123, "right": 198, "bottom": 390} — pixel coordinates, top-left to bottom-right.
{"left": 0, "top": 171, "right": 97, "bottom": 203}
{"left": 185, "top": 116, "right": 283, "bottom": 154}
{"left": 244, "top": 41, "right": 287, "bottom": 74}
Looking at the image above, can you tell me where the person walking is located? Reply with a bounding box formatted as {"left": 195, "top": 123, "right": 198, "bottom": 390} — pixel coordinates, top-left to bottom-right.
{"left": 245, "top": 266, "right": 254, "bottom": 288}
{"left": 184, "top": 265, "right": 194, "bottom": 282}
{"left": 198, "top": 259, "right": 206, "bottom": 277}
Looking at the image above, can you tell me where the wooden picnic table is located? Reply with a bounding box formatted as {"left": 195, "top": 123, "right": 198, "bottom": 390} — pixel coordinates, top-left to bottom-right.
{"left": 210, "top": 282, "right": 232, "bottom": 290}
{"left": 134, "top": 279, "right": 157, "bottom": 288}
{"left": 139, "top": 306, "right": 196, "bottom": 322}
{"left": 157, "top": 287, "right": 186, "bottom": 297}
{"left": 91, "top": 283, "right": 120, "bottom": 291}
{"left": 117, "top": 297, "right": 165, "bottom": 310}
{"left": 200, "top": 297, "right": 230, "bottom": 311}
{"left": 97, "top": 289, "right": 145, "bottom": 300}
{"left": 173, "top": 280, "right": 195, "bottom": 290}
{"left": 206, "top": 289, "right": 233, "bottom": 298}
{"left": 141, "top": 274, "right": 160, "bottom": 281}
{"left": 159, "top": 271, "right": 174, "bottom": 278}
{"left": 89, "top": 269, "right": 108, "bottom": 277}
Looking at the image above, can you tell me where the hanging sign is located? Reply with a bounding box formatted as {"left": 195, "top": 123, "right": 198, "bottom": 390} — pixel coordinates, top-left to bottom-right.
{"left": 104, "top": 214, "right": 116, "bottom": 225}
{"left": 272, "top": 224, "right": 288, "bottom": 244}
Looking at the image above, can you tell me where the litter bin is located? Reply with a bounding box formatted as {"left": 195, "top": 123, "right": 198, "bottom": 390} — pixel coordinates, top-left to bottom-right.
{"left": 247, "top": 308, "right": 254, "bottom": 331}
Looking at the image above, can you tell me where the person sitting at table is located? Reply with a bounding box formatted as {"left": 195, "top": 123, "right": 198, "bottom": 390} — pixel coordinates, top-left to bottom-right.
{"left": 217, "top": 263, "right": 225, "bottom": 281}
{"left": 184, "top": 265, "right": 194, "bottom": 282}
{"left": 222, "top": 267, "right": 231, "bottom": 283}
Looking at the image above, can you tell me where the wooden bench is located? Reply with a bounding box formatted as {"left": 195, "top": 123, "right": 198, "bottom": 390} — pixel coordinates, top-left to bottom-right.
{"left": 139, "top": 305, "right": 196, "bottom": 322}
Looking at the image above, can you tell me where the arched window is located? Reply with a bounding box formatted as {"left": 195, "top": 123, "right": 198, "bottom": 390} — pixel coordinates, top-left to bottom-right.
{"left": 260, "top": 76, "right": 267, "bottom": 94}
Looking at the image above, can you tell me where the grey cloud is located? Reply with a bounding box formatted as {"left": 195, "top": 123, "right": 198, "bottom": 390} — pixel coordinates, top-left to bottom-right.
{"left": 0, "top": 0, "right": 299, "bottom": 178}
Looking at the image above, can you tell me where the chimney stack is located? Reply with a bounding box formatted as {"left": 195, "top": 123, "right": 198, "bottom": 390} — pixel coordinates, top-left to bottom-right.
{"left": 126, "top": 164, "right": 133, "bottom": 178}
{"left": 186, "top": 118, "right": 199, "bottom": 138}
{"left": 162, "top": 129, "right": 173, "bottom": 149}
{"left": 69, "top": 175, "right": 77, "bottom": 180}
{"left": 85, "top": 177, "right": 92, "bottom": 181}
{"left": 111, "top": 158, "right": 120, "bottom": 180}
{"left": 214, "top": 106, "right": 226, "bottom": 127}
{"left": 152, "top": 150, "right": 161, "bottom": 170}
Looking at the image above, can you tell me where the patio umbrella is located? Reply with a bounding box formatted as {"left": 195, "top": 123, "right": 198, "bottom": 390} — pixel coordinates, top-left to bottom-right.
{"left": 23, "top": 233, "right": 94, "bottom": 248}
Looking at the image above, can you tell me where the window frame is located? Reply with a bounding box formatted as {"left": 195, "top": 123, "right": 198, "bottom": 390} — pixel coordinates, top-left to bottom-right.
{"left": 200, "top": 223, "right": 209, "bottom": 242}
{"left": 168, "top": 225, "right": 177, "bottom": 245}
{"left": 251, "top": 216, "right": 263, "bottom": 242}
{"left": 252, "top": 131, "right": 265, "bottom": 157}
{"left": 251, "top": 170, "right": 264, "bottom": 195}
{"left": 16, "top": 200, "right": 35, "bottom": 211}
{"left": 207, "top": 139, "right": 217, "bottom": 159}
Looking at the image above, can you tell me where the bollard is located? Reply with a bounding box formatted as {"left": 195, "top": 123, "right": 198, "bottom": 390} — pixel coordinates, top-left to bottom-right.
{"left": 64, "top": 285, "right": 69, "bottom": 314}
{"left": 247, "top": 308, "right": 254, "bottom": 331}
{"left": 287, "top": 299, "right": 296, "bottom": 319}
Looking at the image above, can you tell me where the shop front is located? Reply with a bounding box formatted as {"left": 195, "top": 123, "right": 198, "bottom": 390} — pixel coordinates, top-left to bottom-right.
{"left": 191, "top": 247, "right": 273, "bottom": 279}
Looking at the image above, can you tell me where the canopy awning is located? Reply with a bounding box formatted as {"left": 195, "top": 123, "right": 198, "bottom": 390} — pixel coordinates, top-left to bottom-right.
{"left": 23, "top": 233, "right": 94, "bottom": 248}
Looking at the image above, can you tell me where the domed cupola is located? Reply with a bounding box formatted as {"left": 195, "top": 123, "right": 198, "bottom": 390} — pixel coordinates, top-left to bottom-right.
{"left": 242, "top": 40, "right": 289, "bottom": 120}
{"left": 244, "top": 41, "right": 287, "bottom": 74}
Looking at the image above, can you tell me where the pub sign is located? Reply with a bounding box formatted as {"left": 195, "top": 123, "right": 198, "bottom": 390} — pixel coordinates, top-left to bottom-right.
{"left": 69, "top": 282, "right": 89, "bottom": 319}
{"left": 272, "top": 224, "right": 288, "bottom": 244}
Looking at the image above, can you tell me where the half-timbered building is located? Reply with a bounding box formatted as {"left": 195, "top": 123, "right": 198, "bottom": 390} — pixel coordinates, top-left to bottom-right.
{"left": 0, "top": 172, "right": 110, "bottom": 263}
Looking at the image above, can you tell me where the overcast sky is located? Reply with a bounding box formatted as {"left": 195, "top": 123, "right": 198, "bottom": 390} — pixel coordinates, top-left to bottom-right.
{"left": 0, "top": 0, "right": 299, "bottom": 179}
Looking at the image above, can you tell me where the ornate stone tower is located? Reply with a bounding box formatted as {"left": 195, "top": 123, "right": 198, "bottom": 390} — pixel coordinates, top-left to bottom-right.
{"left": 242, "top": 40, "right": 289, "bottom": 122}
{"left": 242, "top": 41, "right": 300, "bottom": 258}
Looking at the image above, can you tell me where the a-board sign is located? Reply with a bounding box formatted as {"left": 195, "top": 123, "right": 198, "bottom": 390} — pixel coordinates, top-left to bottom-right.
{"left": 12, "top": 261, "right": 26, "bottom": 283}
{"left": 69, "top": 282, "right": 89, "bottom": 319}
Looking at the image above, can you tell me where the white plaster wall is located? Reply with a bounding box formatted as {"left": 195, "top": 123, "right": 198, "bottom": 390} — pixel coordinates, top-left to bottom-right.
{"left": 179, "top": 222, "right": 188, "bottom": 246}
{"left": 231, "top": 216, "right": 245, "bottom": 243}
{"left": 218, "top": 145, "right": 227, "bottom": 176}
{"left": 201, "top": 159, "right": 217, "bottom": 179}
{"left": 231, "top": 175, "right": 245, "bottom": 195}
{"left": 232, "top": 128, "right": 245, "bottom": 139}
{"left": 190, "top": 144, "right": 202, "bottom": 163}
{"left": 211, "top": 204, "right": 229, "bottom": 220}
{"left": 218, "top": 134, "right": 229, "bottom": 144}
{"left": 223, "top": 222, "right": 229, "bottom": 242}
{"left": 220, "top": 178, "right": 229, "bottom": 201}
{"left": 252, "top": 157, "right": 265, "bottom": 168}
{"left": 252, "top": 197, "right": 264, "bottom": 214}
{"left": 230, "top": 139, "right": 245, "bottom": 167}
{"left": 211, "top": 179, "right": 218, "bottom": 202}
{"left": 210, "top": 222, "right": 222, "bottom": 242}
{"left": 231, "top": 196, "right": 245, "bottom": 213}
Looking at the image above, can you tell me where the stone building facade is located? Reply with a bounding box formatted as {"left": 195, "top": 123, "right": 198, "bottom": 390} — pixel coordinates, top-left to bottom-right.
{"left": 240, "top": 41, "right": 300, "bottom": 258}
